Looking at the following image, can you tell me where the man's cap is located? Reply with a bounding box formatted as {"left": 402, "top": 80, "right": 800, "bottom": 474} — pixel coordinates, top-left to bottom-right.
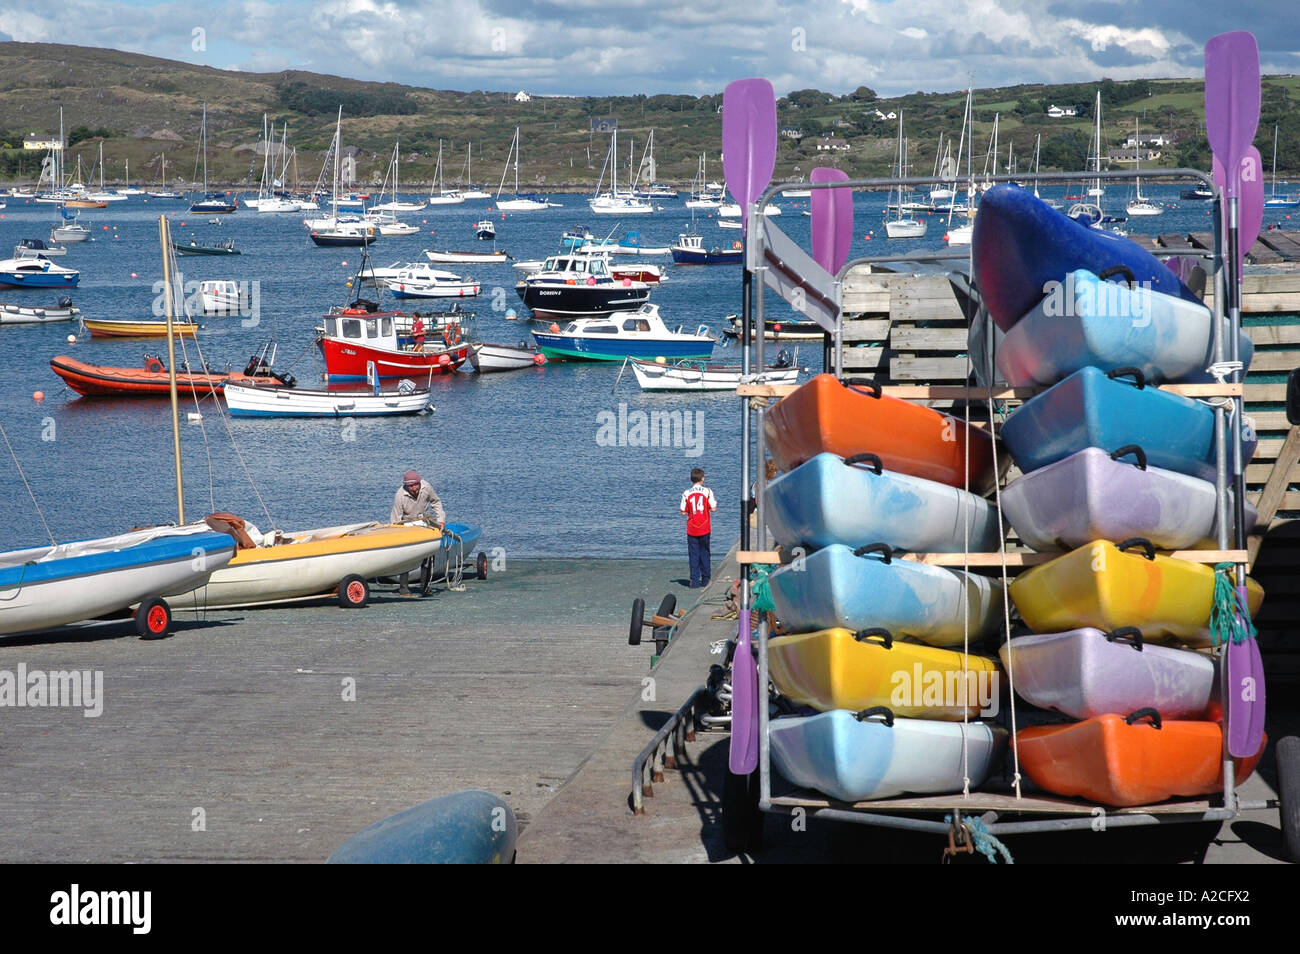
{"left": 403, "top": 470, "right": 420, "bottom": 484}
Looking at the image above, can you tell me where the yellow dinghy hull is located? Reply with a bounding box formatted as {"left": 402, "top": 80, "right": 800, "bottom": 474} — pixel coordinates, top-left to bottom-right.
{"left": 1009, "top": 539, "right": 1263, "bottom": 648}
{"left": 81, "top": 318, "right": 199, "bottom": 338}
{"left": 769, "top": 628, "right": 1001, "bottom": 720}
{"left": 170, "top": 522, "right": 445, "bottom": 609}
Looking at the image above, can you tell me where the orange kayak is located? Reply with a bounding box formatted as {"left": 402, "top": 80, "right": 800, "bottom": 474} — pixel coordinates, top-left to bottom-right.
{"left": 764, "top": 374, "right": 1001, "bottom": 493}
{"left": 1015, "top": 711, "right": 1265, "bottom": 807}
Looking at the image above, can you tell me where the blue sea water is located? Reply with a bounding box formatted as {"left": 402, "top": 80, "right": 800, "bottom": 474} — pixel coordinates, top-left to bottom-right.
{"left": 0, "top": 184, "right": 1284, "bottom": 558}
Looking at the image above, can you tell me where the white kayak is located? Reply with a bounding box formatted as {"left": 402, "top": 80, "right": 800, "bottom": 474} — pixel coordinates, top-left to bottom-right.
{"left": 999, "top": 627, "right": 1215, "bottom": 722}
{"left": 769, "top": 708, "right": 1007, "bottom": 802}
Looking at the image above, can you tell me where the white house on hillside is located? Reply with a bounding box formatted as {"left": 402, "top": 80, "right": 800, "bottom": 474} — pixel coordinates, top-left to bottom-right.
{"left": 1046, "top": 104, "right": 1079, "bottom": 118}
{"left": 515, "top": 91, "right": 531, "bottom": 103}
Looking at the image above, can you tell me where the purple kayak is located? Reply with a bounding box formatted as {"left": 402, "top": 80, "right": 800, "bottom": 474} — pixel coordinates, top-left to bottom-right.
{"left": 999, "top": 627, "right": 1214, "bottom": 721}
{"left": 972, "top": 185, "right": 1200, "bottom": 333}
{"left": 1001, "top": 445, "right": 1256, "bottom": 551}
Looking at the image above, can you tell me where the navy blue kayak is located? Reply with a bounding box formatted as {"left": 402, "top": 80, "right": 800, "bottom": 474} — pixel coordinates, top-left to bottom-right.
{"left": 972, "top": 185, "right": 1200, "bottom": 332}
{"left": 328, "top": 790, "right": 517, "bottom": 864}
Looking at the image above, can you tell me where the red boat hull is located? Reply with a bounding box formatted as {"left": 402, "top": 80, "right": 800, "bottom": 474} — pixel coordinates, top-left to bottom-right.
{"left": 50, "top": 355, "right": 280, "bottom": 397}
{"left": 318, "top": 335, "right": 469, "bottom": 379}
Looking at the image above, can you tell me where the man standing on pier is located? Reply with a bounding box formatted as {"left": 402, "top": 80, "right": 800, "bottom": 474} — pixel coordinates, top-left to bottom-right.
{"left": 391, "top": 469, "right": 446, "bottom": 596}
{"left": 680, "top": 467, "right": 717, "bottom": 588}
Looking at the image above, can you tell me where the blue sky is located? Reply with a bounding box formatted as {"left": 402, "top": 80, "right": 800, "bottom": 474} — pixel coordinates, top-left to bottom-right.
{"left": 1, "top": 1, "right": 1296, "bottom": 98}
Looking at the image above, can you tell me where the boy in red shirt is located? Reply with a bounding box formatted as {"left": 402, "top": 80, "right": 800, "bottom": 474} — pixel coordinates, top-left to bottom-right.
{"left": 680, "top": 467, "right": 718, "bottom": 588}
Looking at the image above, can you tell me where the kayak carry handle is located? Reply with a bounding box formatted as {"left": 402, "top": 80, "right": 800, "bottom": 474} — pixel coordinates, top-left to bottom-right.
{"left": 842, "top": 378, "right": 882, "bottom": 400}
{"left": 1116, "top": 537, "right": 1156, "bottom": 561}
{"left": 852, "top": 542, "right": 893, "bottom": 564}
{"left": 1106, "top": 366, "right": 1147, "bottom": 390}
{"left": 1109, "top": 445, "right": 1148, "bottom": 470}
{"left": 843, "top": 452, "right": 883, "bottom": 474}
{"left": 1104, "top": 626, "right": 1145, "bottom": 651}
{"left": 853, "top": 706, "right": 895, "bottom": 726}
{"left": 1097, "top": 264, "right": 1138, "bottom": 288}
{"left": 1124, "top": 708, "right": 1162, "bottom": 729}
{"left": 852, "top": 627, "right": 893, "bottom": 648}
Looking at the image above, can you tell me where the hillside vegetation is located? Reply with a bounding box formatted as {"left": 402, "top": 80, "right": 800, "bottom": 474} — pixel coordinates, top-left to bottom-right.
{"left": 0, "top": 42, "right": 1296, "bottom": 190}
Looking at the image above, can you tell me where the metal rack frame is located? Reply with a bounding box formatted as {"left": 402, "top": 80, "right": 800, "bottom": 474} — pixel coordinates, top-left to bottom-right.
{"left": 732, "top": 167, "right": 1277, "bottom": 842}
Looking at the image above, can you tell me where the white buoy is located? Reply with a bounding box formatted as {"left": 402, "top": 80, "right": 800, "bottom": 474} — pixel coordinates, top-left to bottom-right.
{"left": 187, "top": 412, "right": 203, "bottom": 423}
{"left": 66, "top": 334, "right": 76, "bottom": 344}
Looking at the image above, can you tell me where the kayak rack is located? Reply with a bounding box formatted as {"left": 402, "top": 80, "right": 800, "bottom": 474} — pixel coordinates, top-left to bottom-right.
{"left": 722, "top": 166, "right": 1295, "bottom": 857}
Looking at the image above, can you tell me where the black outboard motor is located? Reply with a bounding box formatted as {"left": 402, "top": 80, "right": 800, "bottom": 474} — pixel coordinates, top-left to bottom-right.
{"left": 58, "top": 296, "right": 73, "bottom": 309}
{"left": 774, "top": 348, "right": 793, "bottom": 369}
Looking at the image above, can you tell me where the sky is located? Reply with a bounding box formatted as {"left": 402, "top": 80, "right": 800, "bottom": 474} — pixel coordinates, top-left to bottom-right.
{"left": 0, "top": 0, "right": 1297, "bottom": 99}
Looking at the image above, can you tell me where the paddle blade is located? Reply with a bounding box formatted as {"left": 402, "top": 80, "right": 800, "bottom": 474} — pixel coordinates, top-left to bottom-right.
{"left": 1226, "top": 584, "right": 1266, "bottom": 758}
{"left": 1205, "top": 31, "right": 1260, "bottom": 200}
{"left": 810, "top": 167, "right": 853, "bottom": 275}
{"left": 729, "top": 611, "right": 758, "bottom": 774}
{"left": 1213, "top": 148, "right": 1266, "bottom": 271}
{"left": 722, "top": 79, "right": 778, "bottom": 229}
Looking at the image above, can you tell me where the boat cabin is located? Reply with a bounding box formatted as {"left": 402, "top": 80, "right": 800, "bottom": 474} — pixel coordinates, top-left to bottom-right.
{"left": 537, "top": 254, "right": 614, "bottom": 280}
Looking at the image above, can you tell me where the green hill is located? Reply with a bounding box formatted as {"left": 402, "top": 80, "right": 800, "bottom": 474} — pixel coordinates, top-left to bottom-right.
{"left": 0, "top": 42, "right": 1296, "bottom": 189}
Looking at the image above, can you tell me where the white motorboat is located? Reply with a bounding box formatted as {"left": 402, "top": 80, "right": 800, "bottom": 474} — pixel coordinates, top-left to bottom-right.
{"left": 579, "top": 232, "right": 670, "bottom": 255}
{"left": 531, "top": 303, "right": 712, "bottom": 360}
{"left": 424, "top": 248, "right": 509, "bottom": 264}
{"left": 197, "top": 280, "right": 245, "bottom": 315}
{"left": 14, "top": 238, "right": 67, "bottom": 258}
{"left": 475, "top": 219, "right": 497, "bottom": 240}
{"left": 628, "top": 354, "right": 801, "bottom": 391}
{"left": 0, "top": 523, "right": 237, "bottom": 638}
{"left": 468, "top": 341, "right": 547, "bottom": 373}
{"left": 0, "top": 297, "right": 80, "bottom": 324}
{"left": 0, "top": 256, "right": 80, "bottom": 288}
{"left": 718, "top": 201, "right": 780, "bottom": 217}
{"left": 223, "top": 378, "right": 432, "bottom": 417}
{"left": 387, "top": 266, "right": 481, "bottom": 299}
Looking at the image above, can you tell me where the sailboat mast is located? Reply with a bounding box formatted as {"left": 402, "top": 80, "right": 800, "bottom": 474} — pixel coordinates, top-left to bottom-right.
{"left": 159, "top": 215, "right": 185, "bottom": 524}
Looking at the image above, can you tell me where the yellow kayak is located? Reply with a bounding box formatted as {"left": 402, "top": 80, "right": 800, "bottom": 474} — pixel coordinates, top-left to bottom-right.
{"left": 769, "top": 628, "right": 1001, "bottom": 720}
{"left": 1009, "top": 539, "right": 1263, "bottom": 647}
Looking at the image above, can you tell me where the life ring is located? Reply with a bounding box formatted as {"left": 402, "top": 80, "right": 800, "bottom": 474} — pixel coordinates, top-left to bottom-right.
{"left": 731, "top": 240, "right": 742, "bottom": 250}
{"left": 443, "top": 324, "right": 462, "bottom": 347}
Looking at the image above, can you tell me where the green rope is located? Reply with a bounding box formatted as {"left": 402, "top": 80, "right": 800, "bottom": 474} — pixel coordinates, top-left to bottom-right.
{"left": 1210, "top": 562, "right": 1257, "bottom": 647}
{"left": 749, "top": 563, "right": 776, "bottom": 614}
{"left": 946, "top": 814, "right": 1014, "bottom": 864}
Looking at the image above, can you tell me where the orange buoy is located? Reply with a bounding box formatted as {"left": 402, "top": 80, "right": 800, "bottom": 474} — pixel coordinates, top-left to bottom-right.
{"left": 130, "top": 272, "right": 138, "bottom": 278}
{"left": 33, "top": 391, "right": 44, "bottom": 401}
{"left": 549, "top": 323, "right": 560, "bottom": 333}
{"left": 533, "top": 353, "right": 546, "bottom": 365}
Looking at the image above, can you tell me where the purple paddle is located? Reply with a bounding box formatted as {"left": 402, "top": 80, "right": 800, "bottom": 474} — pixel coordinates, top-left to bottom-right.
{"left": 721, "top": 78, "right": 776, "bottom": 776}
{"left": 810, "top": 167, "right": 853, "bottom": 275}
{"left": 1206, "top": 30, "right": 1265, "bottom": 759}
{"left": 1213, "top": 148, "right": 1265, "bottom": 272}
{"left": 722, "top": 79, "right": 777, "bottom": 231}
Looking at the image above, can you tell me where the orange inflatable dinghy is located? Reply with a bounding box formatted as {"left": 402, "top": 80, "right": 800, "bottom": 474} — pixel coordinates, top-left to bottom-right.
{"left": 1014, "top": 710, "right": 1265, "bottom": 807}
{"left": 764, "top": 374, "right": 1001, "bottom": 493}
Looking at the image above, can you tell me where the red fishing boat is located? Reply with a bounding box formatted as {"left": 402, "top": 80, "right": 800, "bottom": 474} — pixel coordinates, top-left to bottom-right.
{"left": 50, "top": 345, "right": 293, "bottom": 397}
{"left": 317, "top": 299, "right": 469, "bottom": 380}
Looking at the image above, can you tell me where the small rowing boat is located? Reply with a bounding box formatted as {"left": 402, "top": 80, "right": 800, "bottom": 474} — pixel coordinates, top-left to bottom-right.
{"left": 468, "top": 341, "right": 546, "bottom": 373}
{"left": 627, "top": 354, "right": 799, "bottom": 391}
{"left": 223, "top": 379, "right": 432, "bottom": 417}
{"left": 80, "top": 317, "right": 199, "bottom": 338}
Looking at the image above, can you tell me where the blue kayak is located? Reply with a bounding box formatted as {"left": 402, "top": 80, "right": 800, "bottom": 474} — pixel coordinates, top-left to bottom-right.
{"left": 764, "top": 452, "right": 1001, "bottom": 554}
{"left": 328, "top": 790, "right": 517, "bottom": 863}
{"left": 769, "top": 709, "right": 1007, "bottom": 802}
{"left": 972, "top": 185, "right": 1200, "bottom": 332}
{"left": 767, "top": 543, "right": 1004, "bottom": 646}
{"left": 1000, "top": 366, "right": 1256, "bottom": 482}
{"left": 997, "top": 268, "right": 1252, "bottom": 387}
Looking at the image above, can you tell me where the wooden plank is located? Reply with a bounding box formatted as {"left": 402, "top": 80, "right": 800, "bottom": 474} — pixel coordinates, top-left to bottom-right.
{"left": 1250, "top": 426, "right": 1300, "bottom": 566}
{"left": 1128, "top": 234, "right": 1159, "bottom": 251}
{"left": 840, "top": 347, "right": 885, "bottom": 370}
{"left": 1244, "top": 412, "right": 1292, "bottom": 431}
{"left": 1246, "top": 462, "right": 1300, "bottom": 483}
{"left": 891, "top": 299, "right": 966, "bottom": 321}
{"left": 1159, "top": 233, "right": 1195, "bottom": 250}
{"left": 1246, "top": 352, "right": 1300, "bottom": 373}
{"left": 890, "top": 327, "right": 969, "bottom": 350}
{"left": 1246, "top": 325, "right": 1300, "bottom": 346}
{"left": 1259, "top": 232, "right": 1300, "bottom": 258}
{"left": 1186, "top": 232, "right": 1214, "bottom": 250}
{"left": 1245, "top": 383, "right": 1289, "bottom": 402}
{"left": 1249, "top": 243, "right": 1286, "bottom": 264}
{"left": 890, "top": 357, "right": 972, "bottom": 380}
{"left": 841, "top": 319, "right": 890, "bottom": 342}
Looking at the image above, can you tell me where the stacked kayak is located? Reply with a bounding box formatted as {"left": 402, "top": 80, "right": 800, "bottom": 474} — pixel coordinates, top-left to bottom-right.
{"left": 1014, "top": 712, "right": 1264, "bottom": 807}
{"left": 769, "top": 708, "right": 1006, "bottom": 803}
{"left": 762, "top": 374, "right": 1008, "bottom": 801}
{"left": 974, "top": 186, "right": 1265, "bottom": 807}
{"left": 764, "top": 374, "right": 1002, "bottom": 494}
{"left": 764, "top": 452, "right": 1001, "bottom": 555}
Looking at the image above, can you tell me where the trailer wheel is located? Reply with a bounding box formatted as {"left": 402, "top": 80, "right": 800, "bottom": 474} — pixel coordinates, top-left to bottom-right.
{"left": 476, "top": 551, "right": 488, "bottom": 580}
{"left": 135, "top": 597, "right": 172, "bottom": 639}
{"left": 1278, "top": 735, "right": 1300, "bottom": 863}
{"left": 656, "top": 594, "right": 677, "bottom": 619}
{"left": 629, "top": 597, "right": 644, "bottom": 646}
{"left": 338, "top": 574, "right": 369, "bottom": 609}
{"left": 721, "top": 768, "right": 764, "bottom": 854}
